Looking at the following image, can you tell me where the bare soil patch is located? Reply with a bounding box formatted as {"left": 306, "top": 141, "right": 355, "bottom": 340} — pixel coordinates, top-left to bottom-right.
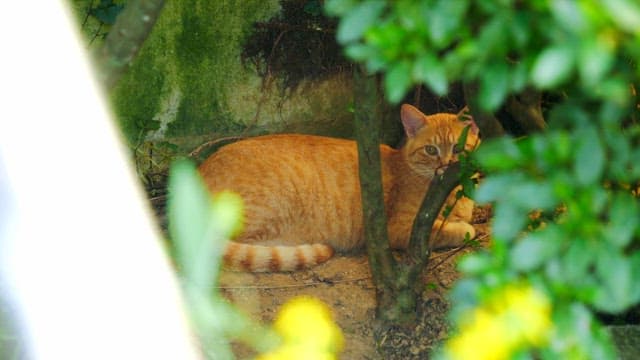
{"left": 219, "top": 207, "right": 491, "bottom": 359}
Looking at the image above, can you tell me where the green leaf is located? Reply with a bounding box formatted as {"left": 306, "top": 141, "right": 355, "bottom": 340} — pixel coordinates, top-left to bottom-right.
{"left": 603, "top": 192, "right": 638, "bottom": 248}
{"left": 632, "top": 148, "right": 640, "bottom": 179}
{"left": 573, "top": 124, "right": 605, "bottom": 186}
{"left": 604, "top": 131, "right": 631, "bottom": 180}
{"left": 544, "top": 258, "right": 564, "bottom": 288}
{"left": 511, "top": 180, "right": 557, "bottom": 210}
{"left": 475, "top": 173, "right": 518, "bottom": 203}
{"left": 588, "top": 325, "right": 619, "bottom": 360}
{"left": 551, "top": 171, "right": 575, "bottom": 199}
{"left": 344, "top": 44, "right": 376, "bottom": 61}
{"left": 548, "top": 131, "right": 572, "bottom": 163}
{"left": 448, "top": 278, "right": 481, "bottom": 319}
{"left": 364, "top": 22, "right": 405, "bottom": 53}
{"left": 561, "top": 238, "right": 595, "bottom": 286}
{"left": 491, "top": 202, "right": 528, "bottom": 241}
{"left": 594, "top": 248, "right": 634, "bottom": 313}
{"left": 456, "top": 125, "right": 470, "bottom": 150}
{"left": 599, "top": 77, "right": 631, "bottom": 104}
{"left": 210, "top": 191, "right": 244, "bottom": 240}
{"left": 477, "top": 16, "right": 508, "bottom": 56}
{"left": 603, "top": 0, "right": 640, "bottom": 33}
{"left": 365, "top": 55, "right": 388, "bottom": 73}
{"left": 510, "top": 59, "right": 529, "bottom": 93}
{"left": 336, "top": 0, "right": 386, "bottom": 44}
{"left": 552, "top": 303, "right": 618, "bottom": 359}
{"left": 508, "top": 12, "right": 531, "bottom": 49}
{"left": 630, "top": 252, "right": 640, "bottom": 303}
{"left": 479, "top": 63, "right": 509, "bottom": 111}
{"left": 413, "top": 54, "right": 448, "bottom": 95}
{"left": 510, "top": 227, "right": 561, "bottom": 271}
{"left": 324, "top": 0, "right": 358, "bottom": 16}
{"left": 457, "top": 252, "right": 493, "bottom": 275}
{"left": 184, "top": 291, "right": 230, "bottom": 357}
{"left": 550, "top": 0, "right": 586, "bottom": 33}
{"left": 423, "top": 0, "right": 469, "bottom": 47}
{"left": 531, "top": 45, "right": 575, "bottom": 88}
{"left": 579, "top": 38, "right": 614, "bottom": 87}
{"left": 168, "top": 160, "right": 244, "bottom": 290}
{"left": 384, "top": 61, "right": 412, "bottom": 103}
{"left": 168, "top": 159, "right": 216, "bottom": 290}
{"left": 474, "top": 136, "right": 522, "bottom": 171}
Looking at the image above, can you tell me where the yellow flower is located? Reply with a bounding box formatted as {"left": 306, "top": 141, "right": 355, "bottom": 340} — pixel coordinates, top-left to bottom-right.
{"left": 447, "top": 309, "right": 511, "bottom": 360}
{"left": 444, "top": 283, "right": 552, "bottom": 360}
{"left": 257, "top": 296, "right": 344, "bottom": 360}
{"left": 498, "top": 285, "right": 552, "bottom": 346}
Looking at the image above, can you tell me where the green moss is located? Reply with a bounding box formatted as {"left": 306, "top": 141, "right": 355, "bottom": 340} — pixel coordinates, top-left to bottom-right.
{"left": 109, "top": 0, "right": 280, "bottom": 145}
{"left": 111, "top": 46, "right": 165, "bottom": 143}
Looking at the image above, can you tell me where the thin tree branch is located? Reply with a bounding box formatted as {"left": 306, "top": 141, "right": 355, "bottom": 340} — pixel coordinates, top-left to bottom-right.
{"left": 253, "top": 22, "right": 335, "bottom": 34}
{"left": 93, "top": 0, "right": 166, "bottom": 90}
{"left": 81, "top": 0, "right": 95, "bottom": 29}
{"left": 188, "top": 136, "right": 245, "bottom": 159}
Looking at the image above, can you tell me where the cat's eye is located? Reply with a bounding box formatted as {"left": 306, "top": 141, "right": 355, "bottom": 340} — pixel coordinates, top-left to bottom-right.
{"left": 424, "top": 145, "right": 439, "bottom": 156}
{"left": 452, "top": 144, "right": 464, "bottom": 154}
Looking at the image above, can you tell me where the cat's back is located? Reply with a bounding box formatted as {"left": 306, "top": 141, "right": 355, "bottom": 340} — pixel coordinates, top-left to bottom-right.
{"left": 198, "top": 134, "right": 367, "bottom": 247}
{"left": 199, "top": 134, "right": 357, "bottom": 186}
{"left": 208, "top": 134, "right": 354, "bottom": 159}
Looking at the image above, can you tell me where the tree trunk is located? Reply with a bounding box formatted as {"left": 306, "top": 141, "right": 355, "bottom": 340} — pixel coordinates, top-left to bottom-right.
{"left": 94, "top": 0, "right": 166, "bottom": 90}
{"left": 506, "top": 87, "right": 547, "bottom": 132}
{"left": 463, "top": 81, "right": 505, "bottom": 139}
{"left": 353, "top": 67, "right": 416, "bottom": 323}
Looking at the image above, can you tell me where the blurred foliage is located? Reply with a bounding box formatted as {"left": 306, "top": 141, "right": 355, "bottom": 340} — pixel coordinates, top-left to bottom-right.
{"left": 168, "top": 160, "right": 343, "bottom": 359}
{"left": 70, "top": 0, "right": 126, "bottom": 44}
{"left": 438, "top": 283, "right": 552, "bottom": 360}
{"left": 326, "top": 0, "right": 640, "bottom": 107}
{"left": 89, "top": 0, "right": 124, "bottom": 25}
{"left": 168, "top": 159, "right": 276, "bottom": 359}
{"left": 327, "top": 0, "right": 640, "bottom": 358}
{"left": 0, "top": 303, "right": 23, "bottom": 360}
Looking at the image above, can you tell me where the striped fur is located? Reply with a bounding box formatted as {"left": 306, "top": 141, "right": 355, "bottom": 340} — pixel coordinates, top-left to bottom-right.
{"left": 222, "top": 243, "right": 334, "bottom": 272}
{"left": 198, "top": 104, "right": 479, "bottom": 272}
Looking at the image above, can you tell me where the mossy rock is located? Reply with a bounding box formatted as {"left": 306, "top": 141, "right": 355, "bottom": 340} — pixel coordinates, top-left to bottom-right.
{"left": 69, "top": 0, "right": 404, "bottom": 182}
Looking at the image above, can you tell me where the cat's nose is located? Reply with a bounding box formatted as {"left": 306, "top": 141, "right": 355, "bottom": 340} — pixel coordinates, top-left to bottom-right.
{"left": 435, "top": 156, "right": 455, "bottom": 175}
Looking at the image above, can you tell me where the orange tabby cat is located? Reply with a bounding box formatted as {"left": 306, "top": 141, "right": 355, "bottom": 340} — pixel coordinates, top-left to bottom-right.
{"left": 198, "top": 104, "right": 479, "bottom": 272}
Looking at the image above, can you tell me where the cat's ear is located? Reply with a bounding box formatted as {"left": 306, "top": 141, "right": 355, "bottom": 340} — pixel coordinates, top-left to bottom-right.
{"left": 457, "top": 106, "right": 479, "bottom": 136}
{"left": 401, "top": 104, "right": 427, "bottom": 138}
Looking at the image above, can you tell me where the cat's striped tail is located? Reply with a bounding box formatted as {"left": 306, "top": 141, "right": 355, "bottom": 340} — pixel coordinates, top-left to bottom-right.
{"left": 222, "top": 242, "right": 335, "bottom": 272}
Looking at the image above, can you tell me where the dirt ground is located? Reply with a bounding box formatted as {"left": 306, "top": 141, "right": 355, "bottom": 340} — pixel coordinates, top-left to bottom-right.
{"left": 218, "top": 207, "right": 491, "bottom": 359}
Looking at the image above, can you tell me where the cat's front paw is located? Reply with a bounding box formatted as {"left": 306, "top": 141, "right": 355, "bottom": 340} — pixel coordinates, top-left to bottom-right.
{"left": 460, "top": 221, "right": 476, "bottom": 241}
{"left": 431, "top": 221, "right": 475, "bottom": 249}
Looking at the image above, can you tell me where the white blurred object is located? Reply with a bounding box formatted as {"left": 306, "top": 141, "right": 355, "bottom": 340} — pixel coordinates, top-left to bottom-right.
{"left": 0, "top": 1, "right": 199, "bottom": 359}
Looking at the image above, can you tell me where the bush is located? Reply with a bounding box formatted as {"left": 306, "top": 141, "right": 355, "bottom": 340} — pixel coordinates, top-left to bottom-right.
{"left": 326, "top": 0, "right": 640, "bottom": 358}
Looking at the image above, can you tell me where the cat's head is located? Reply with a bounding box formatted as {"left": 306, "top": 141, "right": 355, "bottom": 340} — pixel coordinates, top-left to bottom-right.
{"left": 400, "top": 104, "right": 480, "bottom": 177}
